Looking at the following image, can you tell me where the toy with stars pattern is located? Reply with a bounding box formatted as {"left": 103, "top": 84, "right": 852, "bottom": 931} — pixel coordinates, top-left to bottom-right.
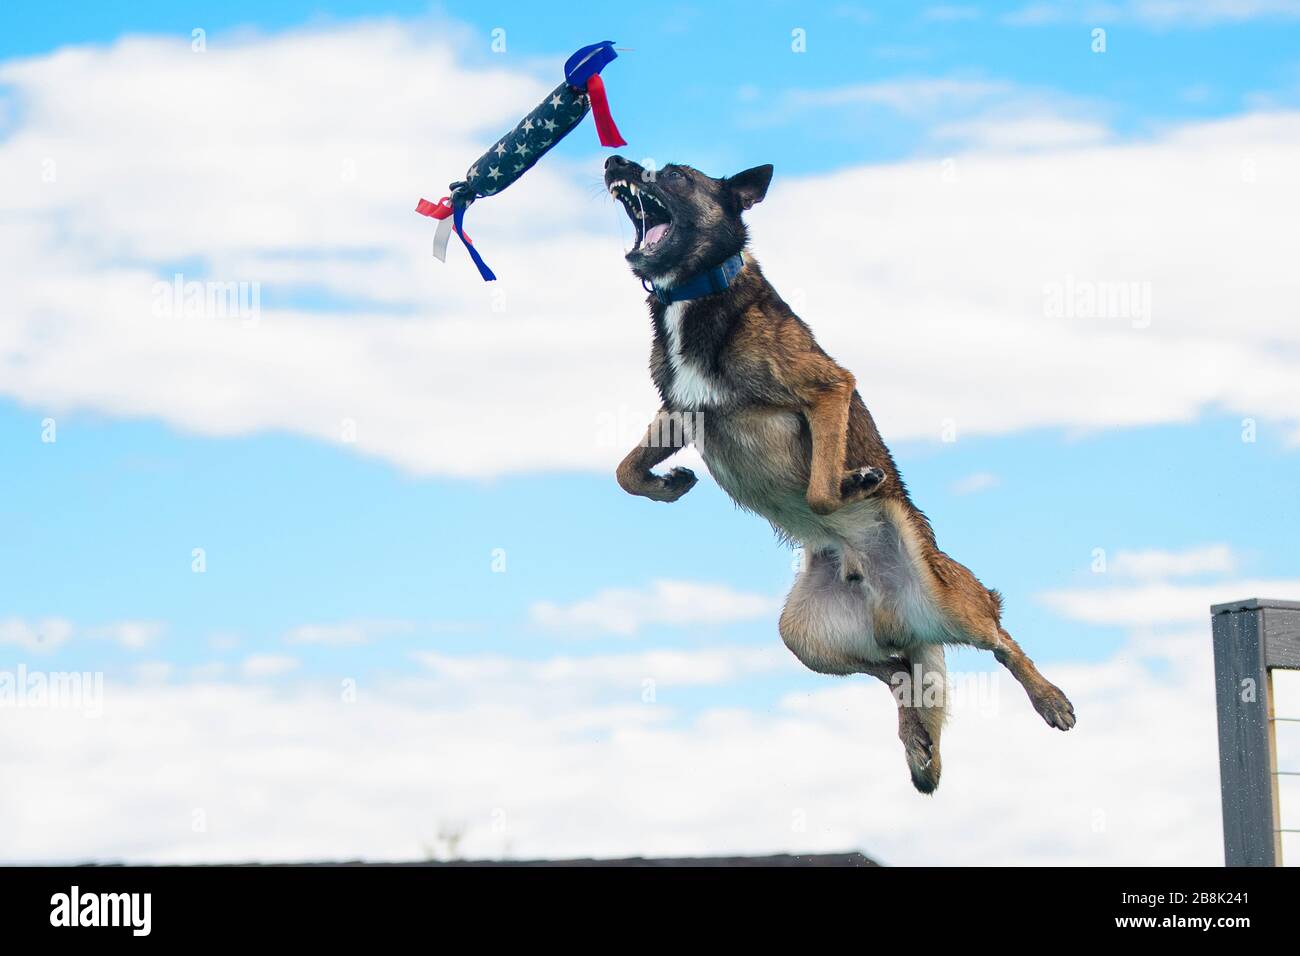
{"left": 415, "top": 40, "right": 627, "bottom": 281}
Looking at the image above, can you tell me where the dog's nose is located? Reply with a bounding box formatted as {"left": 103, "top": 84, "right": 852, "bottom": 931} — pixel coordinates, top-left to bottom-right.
{"left": 605, "top": 155, "right": 628, "bottom": 171}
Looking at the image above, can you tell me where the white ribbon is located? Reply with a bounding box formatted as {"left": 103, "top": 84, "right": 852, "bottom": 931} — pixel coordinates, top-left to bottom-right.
{"left": 431, "top": 215, "right": 455, "bottom": 262}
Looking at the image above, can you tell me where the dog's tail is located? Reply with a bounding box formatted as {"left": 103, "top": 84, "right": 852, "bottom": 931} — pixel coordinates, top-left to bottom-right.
{"left": 907, "top": 643, "right": 948, "bottom": 794}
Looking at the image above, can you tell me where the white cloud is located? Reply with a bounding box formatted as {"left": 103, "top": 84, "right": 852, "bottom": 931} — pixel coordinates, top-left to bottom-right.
{"left": 2, "top": 24, "right": 1300, "bottom": 482}
{"left": 1003, "top": 2, "right": 1118, "bottom": 25}
{"left": 831, "top": 4, "right": 879, "bottom": 26}
{"left": 240, "top": 654, "right": 300, "bottom": 678}
{"left": 1005, "top": 1, "right": 1300, "bottom": 26}
{"left": 414, "top": 645, "right": 795, "bottom": 687}
{"left": 775, "top": 77, "right": 1013, "bottom": 116}
{"left": 1108, "top": 544, "right": 1236, "bottom": 579}
{"left": 530, "top": 580, "right": 780, "bottom": 637}
{"left": 949, "top": 471, "right": 1000, "bottom": 495}
{"left": 752, "top": 74, "right": 1108, "bottom": 154}
{"left": 0, "top": 24, "right": 646, "bottom": 480}
{"left": 933, "top": 114, "right": 1111, "bottom": 150}
{"left": 285, "top": 620, "right": 414, "bottom": 646}
{"left": 1040, "top": 578, "right": 1300, "bottom": 626}
{"left": 1039, "top": 541, "right": 1292, "bottom": 649}
{"left": 0, "top": 631, "right": 1254, "bottom": 865}
{"left": 134, "top": 661, "right": 174, "bottom": 683}
{"left": 87, "top": 620, "right": 165, "bottom": 650}
{"left": 753, "top": 112, "right": 1300, "bottom": 451}
{"left": 0, "top": 618, "right": 160, "bottom": 653}
{"left": 0, "top": 618, "right": 73, "bottom": 654}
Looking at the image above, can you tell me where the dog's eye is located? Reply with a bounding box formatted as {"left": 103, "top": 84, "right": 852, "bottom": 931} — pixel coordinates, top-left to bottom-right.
{"left": 665, "top": 169, "right": 683, "bottom": 181}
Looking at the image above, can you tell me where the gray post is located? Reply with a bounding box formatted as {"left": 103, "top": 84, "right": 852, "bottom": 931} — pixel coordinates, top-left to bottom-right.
{"left": 1211, "top": 598, "right": 1300, "bottom": 866}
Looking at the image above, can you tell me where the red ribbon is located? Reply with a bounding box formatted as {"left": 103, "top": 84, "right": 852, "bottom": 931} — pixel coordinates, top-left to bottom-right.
{"left": 415, "top": 197, "right": 452, "bottom": 219}
{"left": 584, "top": 74, "right": 626, "bottom": 148}
{"left": 415, "top": 196, "right": 470, "bottom": 243}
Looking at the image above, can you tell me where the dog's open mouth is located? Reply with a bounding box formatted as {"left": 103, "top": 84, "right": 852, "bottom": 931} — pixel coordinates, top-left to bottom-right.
{"left": 608, "top": 179, "right": 672, "bottom": 252}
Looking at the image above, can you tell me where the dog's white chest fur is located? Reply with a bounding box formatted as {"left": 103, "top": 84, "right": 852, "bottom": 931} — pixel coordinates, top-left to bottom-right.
{"left": 663, "top": 302, "right": 728, "bottom": 408}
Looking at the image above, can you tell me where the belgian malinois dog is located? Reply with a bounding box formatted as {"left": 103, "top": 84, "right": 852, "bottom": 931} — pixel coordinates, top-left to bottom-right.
{"left": 605, "top": 155, "right": 1075, "bottom": 793}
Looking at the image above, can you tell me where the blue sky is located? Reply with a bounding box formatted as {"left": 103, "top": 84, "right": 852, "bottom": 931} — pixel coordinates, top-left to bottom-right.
{"left": 3, "top": 1, "right": 1300, "bottom": 863}
{"left": 4, "top": 401, "right": 1294, "bottom": 683}
{"left": 6, "top": 1, "right": 1300, "bottom": 171}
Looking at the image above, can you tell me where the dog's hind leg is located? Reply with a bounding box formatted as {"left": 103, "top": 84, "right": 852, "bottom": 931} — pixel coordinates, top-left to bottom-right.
{"left": 988, "top": 626, "right": 1075, "bottom": 730}
{"left": 859, "top": 647, "right": 946, "bottom": 794}
{"left": 928, "top": 551, "right": 1075, "bottom": 731}
{"left": 778, "top": 551, "right": 947, "bottom": 793}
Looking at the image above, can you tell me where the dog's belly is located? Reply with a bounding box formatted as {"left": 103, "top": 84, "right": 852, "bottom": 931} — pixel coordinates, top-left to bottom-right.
{"left": 701, "top": 407, "right": 951, "bottom": 650}
{"left": 701, "top": 407, "right": 871, "bottom": 546}
{"left": 700, "top": 407, "right": 813, "bottom": 531}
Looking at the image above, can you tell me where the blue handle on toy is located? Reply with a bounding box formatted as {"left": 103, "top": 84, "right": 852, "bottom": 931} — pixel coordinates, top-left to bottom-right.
{"left": 453, "top": 202, "right": 495, "bottom": 282}
{"left": 564, "top": 40, "right": 617, "bottom": 87}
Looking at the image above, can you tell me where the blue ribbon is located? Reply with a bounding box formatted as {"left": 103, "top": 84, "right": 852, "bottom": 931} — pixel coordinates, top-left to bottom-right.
{"left": 453, "top": 203, "right": 496, "bottom": 282}
{"left": 564, "top": 40, "right": 618, "bottom": 87}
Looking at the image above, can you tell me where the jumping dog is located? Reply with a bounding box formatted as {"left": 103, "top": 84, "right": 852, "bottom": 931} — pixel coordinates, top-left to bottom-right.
{"left": 605, "top": 155, "right": 1075, "bottom": 793}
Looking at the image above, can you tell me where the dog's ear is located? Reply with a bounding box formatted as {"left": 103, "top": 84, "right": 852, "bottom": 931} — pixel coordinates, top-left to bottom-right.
{"left": 726, "top": 164, "right": 773, "bottom": 211}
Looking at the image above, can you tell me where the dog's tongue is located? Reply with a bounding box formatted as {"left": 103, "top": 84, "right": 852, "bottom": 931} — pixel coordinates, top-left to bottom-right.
{"left": 644, "top": 223, "right": 670, "bottom": 248}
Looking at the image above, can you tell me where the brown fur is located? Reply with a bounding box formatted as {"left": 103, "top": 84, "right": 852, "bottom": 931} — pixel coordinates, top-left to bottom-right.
{"left": 607, "top": 158, "right": 1074, "bottom": 792}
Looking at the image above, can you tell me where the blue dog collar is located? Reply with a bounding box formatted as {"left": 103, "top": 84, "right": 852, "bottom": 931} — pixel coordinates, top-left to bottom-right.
{"left": 646, "top": 253, "right": 745, "bottom": 305}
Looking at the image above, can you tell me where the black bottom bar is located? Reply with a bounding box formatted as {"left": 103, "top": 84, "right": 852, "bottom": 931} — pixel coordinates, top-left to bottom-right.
{"left": 0, "top": 863, "right": 1279, "bottom": 942}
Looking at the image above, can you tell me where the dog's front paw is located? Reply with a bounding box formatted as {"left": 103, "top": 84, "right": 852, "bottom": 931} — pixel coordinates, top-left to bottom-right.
{"left": 647, "top": 467, "right": 697, "bottom": 503}
{"left": 840, "top": 466, "right": 887, "bottom": 502}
